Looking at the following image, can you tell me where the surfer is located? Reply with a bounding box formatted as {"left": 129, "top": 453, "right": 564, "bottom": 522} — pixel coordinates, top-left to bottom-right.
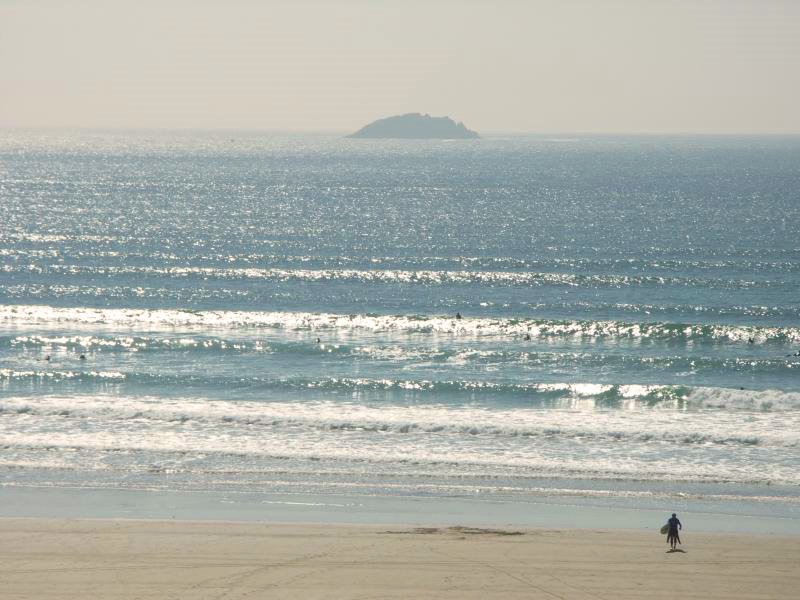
{"left": 523, "top": 333, "right": 531, "bottom": 341}
{"left": 666, "top": 513, "right": 682, "bottom": 550}
{"left": 455, "top": 312, "right": 462, "bottom": 320}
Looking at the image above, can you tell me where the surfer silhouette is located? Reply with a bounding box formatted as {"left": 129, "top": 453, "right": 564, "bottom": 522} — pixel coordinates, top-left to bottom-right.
{"left": 455, "top": 312, "right": 462, "bottom": 319}
{"left": 666, "top": 513, "right": 682, "bottom": 550}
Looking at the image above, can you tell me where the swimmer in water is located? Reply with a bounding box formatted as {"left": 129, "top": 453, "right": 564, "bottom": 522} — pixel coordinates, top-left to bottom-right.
{"left": 524, "top": 333, "right": 531, "bottom": 341}
{"left": 455, "top": 312, "right": 462, "bottom": 320}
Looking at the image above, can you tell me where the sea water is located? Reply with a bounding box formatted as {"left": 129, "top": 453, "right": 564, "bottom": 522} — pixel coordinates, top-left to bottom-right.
{"left": 1, "top": 131, "right": 799, "bottom": 530}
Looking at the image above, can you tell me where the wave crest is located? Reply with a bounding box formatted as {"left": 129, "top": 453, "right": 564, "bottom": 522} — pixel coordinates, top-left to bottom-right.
{"left": 2, "top": 305, "right": 797, "bottom": 343}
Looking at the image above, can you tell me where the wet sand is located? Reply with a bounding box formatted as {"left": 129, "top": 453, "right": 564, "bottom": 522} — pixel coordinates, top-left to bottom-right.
{"left": 1, "top": 518, "right": 798, "bottom": 599}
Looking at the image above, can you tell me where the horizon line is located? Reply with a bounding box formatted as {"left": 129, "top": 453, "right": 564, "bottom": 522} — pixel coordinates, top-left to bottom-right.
{"left": 2, "top": 125, "right": 800, "bottom": 137}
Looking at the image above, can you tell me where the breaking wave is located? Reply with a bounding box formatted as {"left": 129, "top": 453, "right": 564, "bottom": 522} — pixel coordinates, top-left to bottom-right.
{"left": 2, "top": 305, "right": 798, "bottom": 343}
{"left": 2, "top": 394, "right": 799, "bottom": 448}
{"left": 2, "top": 373, "right": 799, "bottom": 411}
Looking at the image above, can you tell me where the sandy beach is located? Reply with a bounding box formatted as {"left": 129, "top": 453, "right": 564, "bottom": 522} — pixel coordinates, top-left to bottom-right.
{"left": 1, "top": 518, "right": 797, "bottom": 599}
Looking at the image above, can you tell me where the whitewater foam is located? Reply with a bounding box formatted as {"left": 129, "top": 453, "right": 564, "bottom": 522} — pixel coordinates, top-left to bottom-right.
{"left": 2, "top": 394, "right": 799, "bottom": 487}
{"left": 2, "top": 305, "right": 797, "bottom": 342}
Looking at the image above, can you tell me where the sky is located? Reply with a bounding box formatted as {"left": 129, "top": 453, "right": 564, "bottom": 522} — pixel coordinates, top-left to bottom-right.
{"left": 1, "top": 0, "right": 799, "bottom": 134}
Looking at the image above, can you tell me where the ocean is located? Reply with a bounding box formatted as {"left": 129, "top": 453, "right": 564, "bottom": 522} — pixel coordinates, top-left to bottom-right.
{"left": 1, "top": 130, "right": 799, "bottom": 530}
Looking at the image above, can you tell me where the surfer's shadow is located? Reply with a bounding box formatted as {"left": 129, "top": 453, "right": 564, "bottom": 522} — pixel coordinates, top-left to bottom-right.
{"left": 666, "top": 548, "right": 687, "bottom": 553}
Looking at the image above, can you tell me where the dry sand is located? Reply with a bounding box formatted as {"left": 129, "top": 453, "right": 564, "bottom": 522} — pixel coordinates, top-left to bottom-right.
{"left": 1, "top": 518, "right": 798, "bottom": 599}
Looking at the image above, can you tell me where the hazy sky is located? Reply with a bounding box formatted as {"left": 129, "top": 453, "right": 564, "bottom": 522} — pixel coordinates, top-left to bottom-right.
{"left": 2, "top": 0, "right": 799, "bottom": 133}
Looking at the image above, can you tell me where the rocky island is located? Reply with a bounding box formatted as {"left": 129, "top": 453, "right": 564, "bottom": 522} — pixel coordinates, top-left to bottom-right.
{"left": 348, "top": 113, "right": 479, "bottom": 139}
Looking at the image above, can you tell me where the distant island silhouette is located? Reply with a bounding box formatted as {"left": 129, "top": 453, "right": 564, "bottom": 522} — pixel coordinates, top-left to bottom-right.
{"left": 348, "top": 113, "right": 479, "bottom": 139}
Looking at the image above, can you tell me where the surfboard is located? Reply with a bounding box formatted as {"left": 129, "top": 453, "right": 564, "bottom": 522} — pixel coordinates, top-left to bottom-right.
{"left": 660, "top": 524, "right": 669, "bottom": 534}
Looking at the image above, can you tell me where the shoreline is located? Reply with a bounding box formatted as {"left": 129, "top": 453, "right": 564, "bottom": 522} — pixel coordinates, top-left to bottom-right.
{"left": 2, "top": 517, "right": 798, "bottom": 599}
{"left": 3, "top": 514, "right": 798, "bottom": 540}
{"left": 2, "top": 484, "right": 799, "bottom": 536}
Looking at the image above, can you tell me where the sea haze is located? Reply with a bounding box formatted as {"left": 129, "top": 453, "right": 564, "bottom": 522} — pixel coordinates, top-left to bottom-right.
{"left": 1, "top": 131, "right": 799, "bottom": 529}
